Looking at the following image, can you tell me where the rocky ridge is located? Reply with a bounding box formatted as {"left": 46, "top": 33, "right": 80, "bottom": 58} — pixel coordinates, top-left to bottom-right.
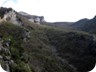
{"left": 0, "top": 7, "right": 45, "bottom": 25}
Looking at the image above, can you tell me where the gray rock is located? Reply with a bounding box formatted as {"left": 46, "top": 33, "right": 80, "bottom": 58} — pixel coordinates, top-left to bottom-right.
{"left": 9, "top": 60, "right": 14, "bottom": 65}
{"left": 0, "top": 55, "right": 3, "bottom": 59}
{"left": 4, "top": 39, "right": 11, "bottom": 47}
{"left": 19, "top": 11, "right": 45, "bottom": 24}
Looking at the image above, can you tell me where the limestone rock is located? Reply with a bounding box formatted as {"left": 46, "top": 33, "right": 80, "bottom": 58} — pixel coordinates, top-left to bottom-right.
{"left": 0, "top": 7, "right": 46, "bottom": 25}
{"left": 19, "top": 12, "right": 45, "bottom": 24}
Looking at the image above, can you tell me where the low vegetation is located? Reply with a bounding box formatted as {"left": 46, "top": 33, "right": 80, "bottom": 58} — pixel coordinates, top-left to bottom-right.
{"left": 0, "top": 21, "right": 96, "bottom": 72}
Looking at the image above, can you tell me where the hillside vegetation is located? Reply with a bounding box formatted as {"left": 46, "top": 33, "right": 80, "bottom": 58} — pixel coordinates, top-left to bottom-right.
{"left": 0, "top": 21, "right": 96, "bottom": 72}
{"left": 0, "top": 7, "right": 96, "bottom": 72}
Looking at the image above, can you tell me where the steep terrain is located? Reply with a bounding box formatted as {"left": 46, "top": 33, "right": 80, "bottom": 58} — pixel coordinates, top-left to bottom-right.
{"left": 0, "top": 7, "right": 96, "bottom": 72}
{"left": 19, "top": 12, "right": 45, "bottom": 24}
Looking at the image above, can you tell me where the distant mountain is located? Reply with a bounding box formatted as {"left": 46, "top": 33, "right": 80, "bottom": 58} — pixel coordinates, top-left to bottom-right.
{"left": 71, "top": 16, "right": 96, "bottom": 33}
{"left": 42, "top": 22, "right": 74, "bottom": 29}
{"left": 46, "top": 16, "right": 96, "bottom": 34}
{"left": 71, "top": 18, "right": 89, "bottom": 28}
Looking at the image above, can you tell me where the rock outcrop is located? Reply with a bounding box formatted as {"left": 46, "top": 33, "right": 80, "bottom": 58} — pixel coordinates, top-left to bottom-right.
{"left": 19, "top": 12, "right": 45, "bottom": 24}
{"left": 0, "top": 38, "right": 11, "bottom": 72}
{"left": 0, "top": 7, "right": 22, "bottom": 26}
{"left": 3, "top": 10, "right": 19, "bottom": 25}
{"left": 0, "top": 7, "right": 45, "bottom": 25}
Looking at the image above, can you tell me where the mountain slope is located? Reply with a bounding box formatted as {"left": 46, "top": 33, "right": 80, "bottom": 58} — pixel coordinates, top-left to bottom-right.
{"left": 0, "top": 22, "right": 76, "bottom": 72}
{"left": 71, "top": 18, "right": 89, "bottom": 28}
{"left": 0, "top": 21, "right": 96, "bottom": 72}
{"left": 0, "top": 7, "right": 96, "bottom": 72}
{"left": 71, "top": 16, "right": 96, "bottom": 33}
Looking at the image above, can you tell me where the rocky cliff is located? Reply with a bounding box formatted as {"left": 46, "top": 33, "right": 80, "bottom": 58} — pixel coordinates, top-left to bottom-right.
{"left": 0, "top": 7, "right": 45, "bottom": 25}
{"left": 19, "top": 12, "right": 45, "bottom": 24}
{"left": 0, "top": 7, "right": 23, "bottom": 26}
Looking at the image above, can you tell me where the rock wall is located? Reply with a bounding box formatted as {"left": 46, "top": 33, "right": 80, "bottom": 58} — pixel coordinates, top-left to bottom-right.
{"left": 0, "top": 7, "right": 45, "bottom": 25}
{"left": 19, "top": 12, "right": 45, "bottom": 24}
{"left": 29, "top": 16, "right": 45, "bottom": 24}
{"left": 4, "top": 11, "right": 18, "bottom": 24}
{"left": 0, "top": 10, "right": 22, "bottom": 26}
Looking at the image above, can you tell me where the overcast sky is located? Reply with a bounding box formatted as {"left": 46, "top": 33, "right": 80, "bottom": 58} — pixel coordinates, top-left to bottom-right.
{"left": 0, "top": 0, "right": 96, "bottom": 22}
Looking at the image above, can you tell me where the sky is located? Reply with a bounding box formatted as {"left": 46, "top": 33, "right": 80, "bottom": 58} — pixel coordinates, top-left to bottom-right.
{"left": 0, "top": 0, "right": 96, "bottom": 22}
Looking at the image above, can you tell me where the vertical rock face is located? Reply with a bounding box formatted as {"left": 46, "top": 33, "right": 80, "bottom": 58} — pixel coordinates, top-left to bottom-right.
{"left": 0, "top": 7, "right": 21, "bottom": 25}
{"left": 19, "top": 12, "right": 45, "bottom": 24}
{"left": 3, "top": 10, "right": 19, "bottom": 25}
{"left": 28, "top": 16, "right": 45, "bottom": 24}
{"left": 40, "top": 16, "right": 45, "bottom": 22}
{"left": 0, "top": 7, "right": 46, "bottom": 25}
{"left": 29, "top": 16, "right": 41, "bottom": 24}
{"left": 0, "top": 7, "right": 12, "bottom": 18}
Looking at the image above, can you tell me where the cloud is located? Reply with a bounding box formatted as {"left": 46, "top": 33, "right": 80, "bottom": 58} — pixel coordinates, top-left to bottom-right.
{"left": 2, "top": 0, "right": 17, "bottom": 5}
{"left": 0, "top": 0, "right": 18, "bottom": 9}
{"left": 2, "top": 0, "right": 10, "bottom": 5}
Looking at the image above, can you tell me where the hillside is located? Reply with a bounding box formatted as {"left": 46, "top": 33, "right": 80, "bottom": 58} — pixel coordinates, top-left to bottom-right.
{"left": 71, "top": 18, "right": 89, "bottom": 28}
{"left": 70, "top": 16, "right": 96, "bottom": 34}
{"left": 0, "top": 22, "right": 96, "bottom": 72}
{"left": 0, "top": 7, "right": 96, "bottom": 72}
{"left": 44, "top": 16, "right": 96, "bottom": 34}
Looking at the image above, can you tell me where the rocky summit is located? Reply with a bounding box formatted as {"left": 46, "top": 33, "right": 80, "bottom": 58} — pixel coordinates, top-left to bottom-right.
{"left": 0, "top": 7, "right": 96, "bottom": 72}
{"left": 0, "top": 7, "right": 45, "bottom": 25}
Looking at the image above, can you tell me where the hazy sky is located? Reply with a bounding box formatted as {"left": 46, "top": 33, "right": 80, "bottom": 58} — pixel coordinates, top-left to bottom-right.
{"left": 0, "top": 0, "right": 96, "bottom": 22}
